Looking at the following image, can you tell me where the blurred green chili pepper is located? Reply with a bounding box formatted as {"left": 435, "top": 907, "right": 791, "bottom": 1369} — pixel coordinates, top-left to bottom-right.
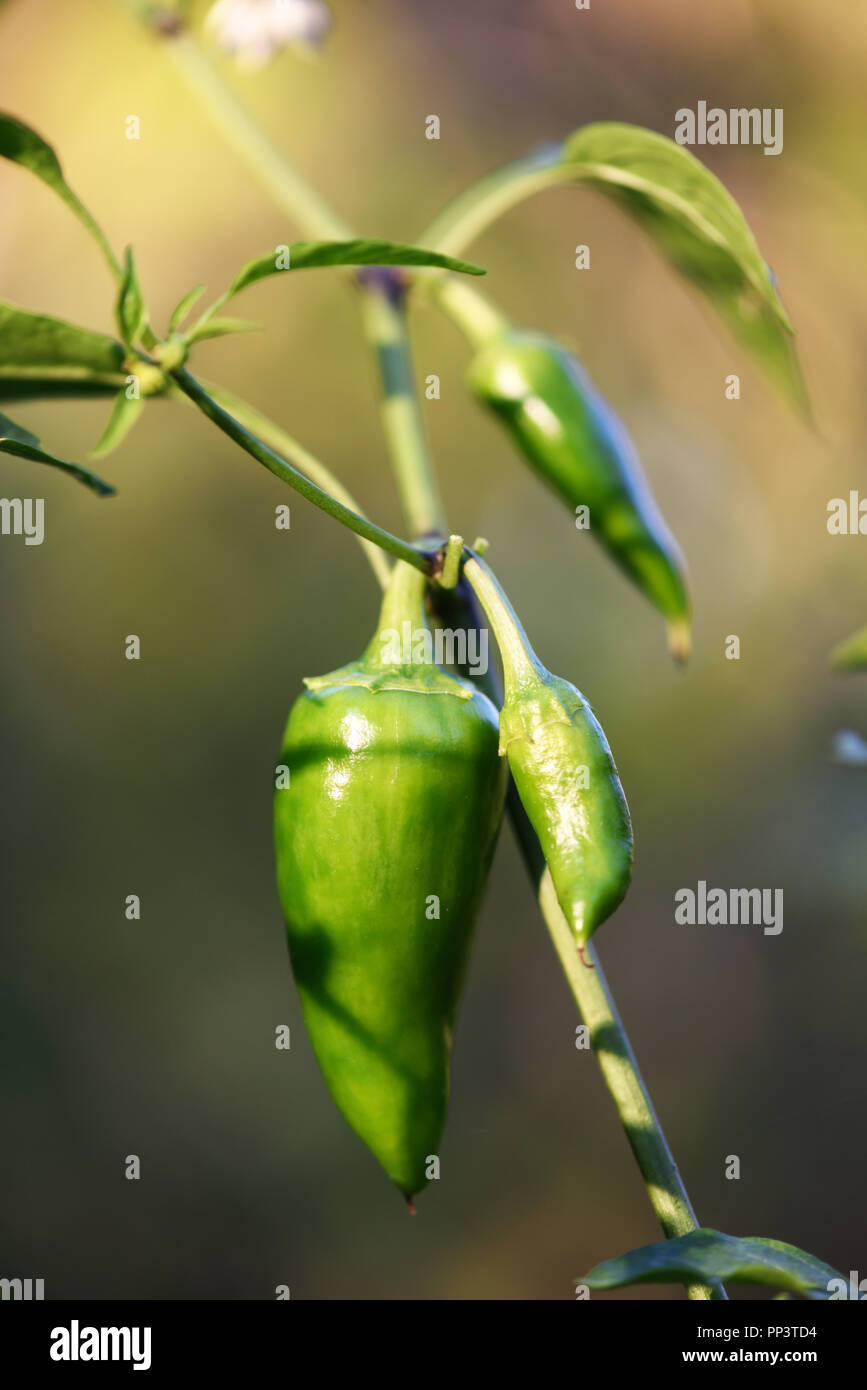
{"left": 467, "top": 329, "right": 691, "bottom": 660}
{"left": 830, "top": 624, "right": 867, "bottom": 674}
{"left": 466, "top": 555, "right": 632, "bottom": 956}
{"left": 274, "top": 561, "right": 506, "bottom": 1200}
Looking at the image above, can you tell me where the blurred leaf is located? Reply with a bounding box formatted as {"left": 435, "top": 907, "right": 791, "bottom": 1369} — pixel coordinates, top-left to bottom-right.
{"left": 0, "top": 111, "right": 121, "bottom": 279}
{"left": 228, "top": 240, "right": 485, "bottom": 298}
{"left": 830, "top": 625, "right": 867, "bottom": 673}
{"left": 90, "top": 390, "right": 145, "bottom": 460}
{"left": 0, "top": 300, "right": 127, "bottom": 402}
{"left": 0, "top": 375, "right": 125, "bottom": 403}
{"left": 583, "top": 1229, "right": 843, "bottom": 1299}
{"left": 168, "top": 284, "right": 206, "bottom": 334}
{"left": 189, "top": 238, "right": 484, "bottom": 339}
{"left": 0, "top": 411, "right": 115, "bottom": 495}
{"left": 426, "top": 122, "right": 807, "bottom": 412}
{"left": 116, "top": 248, "right": 148, "bottom": 348}
{"left": 185, "top": 316, "right": 259, "bottom": 344}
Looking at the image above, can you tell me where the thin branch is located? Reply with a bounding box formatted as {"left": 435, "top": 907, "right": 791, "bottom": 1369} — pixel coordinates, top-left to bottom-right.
{"left": 171, "top": 367, "right": 432, "bottom": 575}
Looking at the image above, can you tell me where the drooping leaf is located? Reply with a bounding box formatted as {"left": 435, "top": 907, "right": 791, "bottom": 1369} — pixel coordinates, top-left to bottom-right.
{"left": 583, "top": 1229, "right": 844, "bottom": 1300}
{"left": 0, "top": 412, "right": 115, "bottom": 495}
{"left": 424, "top": 122, "right": 806, "bottom": 412}
{"left": 0, "top": 112, "right": 120, "bottom": 279}
{"left": 90, "top": 389, "right": 145, "bottom": 460}
{"left": 168, "top": 284, "right": 206, "bottom": 335}
{"left": 830, "top": 625, "right": 867, "bottom": 674}
{"left": 116, "top": 248, "right": 148, "bottom": 348}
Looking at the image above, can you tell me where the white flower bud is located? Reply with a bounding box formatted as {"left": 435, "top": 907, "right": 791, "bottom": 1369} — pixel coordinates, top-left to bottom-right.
{"left": 206, "top": 0, "right": 332, "bottom": 68}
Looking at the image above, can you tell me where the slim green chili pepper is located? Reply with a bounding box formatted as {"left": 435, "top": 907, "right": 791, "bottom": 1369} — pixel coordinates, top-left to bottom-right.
{"left": 466, "top": 555, "right": 632, "bottom": 958}
{"left": 274, "top": 561, "right": 506, "bottom": 1200}
{"left": 467, "top": 329, "right": 691, "bottom": 660}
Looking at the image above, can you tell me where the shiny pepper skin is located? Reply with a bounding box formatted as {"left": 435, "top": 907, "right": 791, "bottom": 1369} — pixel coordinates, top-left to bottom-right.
{"left": 466, "top": 555, "right": 633, "bottom": 953}
{"left": 467, "top": 329, "right": 691, "bottom": 660}
{"left": 501, "top": 671, "right": 633, "bottom": 950}
{"left": 273, "top": 562, "right": 506, "bottom": 1199}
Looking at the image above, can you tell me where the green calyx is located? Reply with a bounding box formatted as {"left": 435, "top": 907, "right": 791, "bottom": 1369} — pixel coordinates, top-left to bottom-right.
{"left": 304, "top": 560, "right": 476, "bottom": 699}
{"left": 467, "top": 328, "right": 692, "bottom": 660}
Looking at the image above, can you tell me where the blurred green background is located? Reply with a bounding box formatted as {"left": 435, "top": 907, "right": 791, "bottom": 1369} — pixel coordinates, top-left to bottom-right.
{"left": 0, "top": 0, "right": 864, "bottom": 1300}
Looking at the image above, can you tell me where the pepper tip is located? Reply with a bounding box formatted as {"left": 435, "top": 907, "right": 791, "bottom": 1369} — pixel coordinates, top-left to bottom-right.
{"left": 666, "top": 619, "right": 691, "bottom": 667}
{"left": 404, "top": 1193, "right": 418, "bottom": 1215}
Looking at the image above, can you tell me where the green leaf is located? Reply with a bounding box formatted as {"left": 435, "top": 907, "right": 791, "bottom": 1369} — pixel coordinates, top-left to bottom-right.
{"left": 188, "top": 239, "right": 484, "bottom": 341}
{"left": 90, "top": 389, "right": 145, "bottom": 459}
{"left": 0, "top": 412, "right": 115, "bottom": 495}
{"left": 0, "top": 112, "right": 120, "bottom": 280}
{"left": 0, "top": 375, "right": 126, "bottom": 404}
{"left": 0, "top": 299, "right": 127, "bottom": 402}
{"left": 185, "top": 316, "right": 259, "bottom": 344}
{"left": 830, "top": 625, "right": 867, "bottom": 674}
{"left": 116, "top": 248, "right": 148, "bottom": 348}
{"left": 583, "top": 1229, "right": 844, "bottom": 1300}
{"left": 168, "top": 284, "right": 206, "bottom": 335}
{"left": 425, "top": 122, "right": 806, "bottom": 412}
{"left": 227, "top": 239, "right": 485, "bottom": 299}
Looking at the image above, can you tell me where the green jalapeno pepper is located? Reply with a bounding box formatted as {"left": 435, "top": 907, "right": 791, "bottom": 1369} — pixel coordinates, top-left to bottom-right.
{"left": 467, "top": 329, "right": 691, "bottom": 660}
{"left": 466, "top": 555, "right": 632, "bottom": 956}
{"left": 274, "top": 561, "right": 506, "bottom": 1199}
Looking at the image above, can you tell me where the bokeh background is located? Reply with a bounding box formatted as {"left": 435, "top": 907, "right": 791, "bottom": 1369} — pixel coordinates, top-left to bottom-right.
{"left": 0, "top": 0, "right": 864, "bottom": 1300}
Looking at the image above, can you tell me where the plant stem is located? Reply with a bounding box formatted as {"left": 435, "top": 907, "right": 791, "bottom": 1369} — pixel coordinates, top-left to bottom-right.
{"left": 423, "top": 275, "right": 509, "bottom": 349}
{"left": 170, "top": 366, "right": 432, "bottom": 574}
{"left": 197, "top": 379, "right": 391, "bottom": 588}
{"left": 128, "top": 9, "right": 724, "bottom": 1297}
{"left": 537, "top": 869, "right": 725, "bottom": 1301}
{"left": 167, "top": 33, "right": 352, "bottom": 241}
{"left": 359, "top": 281, "right": 447, "bottom": 539}
{"left": 131, "top": 8, "right": 448, "bottom": 546}
{"left": 463, "top": 554, "right": 545, "bottom": 696}
{"left": 419, "top": 152, "right": 577, "bottom": 260}
{"left": 451, "top": 575, "right": 726, "bottom": 1302}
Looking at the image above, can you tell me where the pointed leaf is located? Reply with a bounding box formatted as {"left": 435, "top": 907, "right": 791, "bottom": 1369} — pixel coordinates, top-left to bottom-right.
{"left": 189, "top": 239, "right": 484, "bottom": 339}
{"left": 116, "top": 248, "right": 148, "bottom": 347}
{"left": 226, "top": 239, "right": 485, "bottom": 299}
{"left": 0, "top": 412, "right": 115, "bottom": 495}
{"left": 425, "top": 122, "right": 806, "bottom": 412}
{"left": 168, "top": 283, "right": 206, "bottom": 334}
{"left": 0, "top": 299, "right": 126, "bottom": 377}
{"left": 830, "top": 625, "right": 867, "bottom": 674}
{"left": 90, "top": 389, "right": 145, "bottom": 459}
{"left": 185, "top": 316, "right": 259, "bottom": 344}
{"left": 0, "top": 112, "right": 120, "bottom": 279}
{"left": 583, "top": 1229, "right": 844, "bottom": 1300}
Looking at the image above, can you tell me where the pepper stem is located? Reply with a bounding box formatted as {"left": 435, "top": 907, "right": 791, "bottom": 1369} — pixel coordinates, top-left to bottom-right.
{"left": 463, "top": 554, "right": 545, "bottom": 698}
{"left": 375, "top": 560, "right": 428, "bottom": 639}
